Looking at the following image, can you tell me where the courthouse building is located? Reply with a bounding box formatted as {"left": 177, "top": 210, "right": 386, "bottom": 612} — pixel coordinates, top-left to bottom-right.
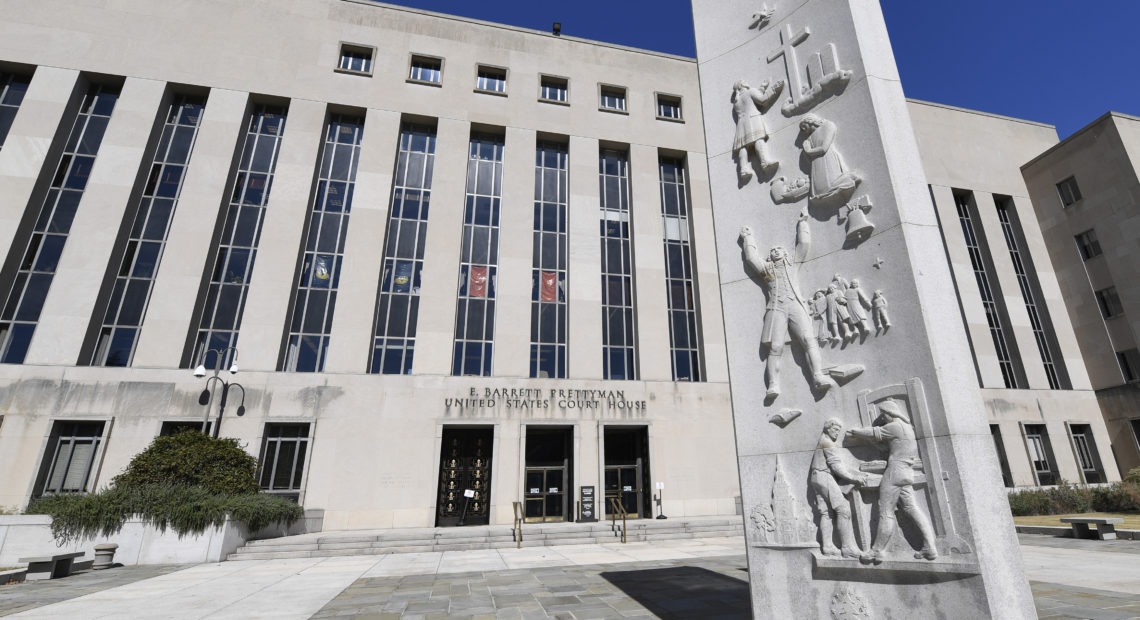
{"left": 0, "top": 0, "right": 1131, "bottom": 531}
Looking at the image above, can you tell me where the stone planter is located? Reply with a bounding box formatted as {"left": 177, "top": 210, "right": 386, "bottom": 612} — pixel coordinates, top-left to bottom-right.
{"left": 0, "top": 567, "right": 27, "bottom": 585}
{"left": 93, "top": 543, "right": 118, "bottom": 570}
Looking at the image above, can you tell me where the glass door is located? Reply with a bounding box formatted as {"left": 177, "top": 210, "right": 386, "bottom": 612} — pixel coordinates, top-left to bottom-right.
{"left": 524, "top": 466, "right": 566, "bottom": 523}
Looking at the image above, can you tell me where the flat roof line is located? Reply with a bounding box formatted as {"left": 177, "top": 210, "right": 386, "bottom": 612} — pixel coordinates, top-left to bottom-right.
{"left": 905, "top": 98, "right": 1056, "bottom": 130}
{"left": 341, "top": 0, "right": 696, "bottom": 62}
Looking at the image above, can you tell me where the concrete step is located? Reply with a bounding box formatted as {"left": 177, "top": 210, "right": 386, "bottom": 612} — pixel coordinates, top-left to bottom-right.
{"left": 227, "top": 516, "right": 744, "bottom": 561}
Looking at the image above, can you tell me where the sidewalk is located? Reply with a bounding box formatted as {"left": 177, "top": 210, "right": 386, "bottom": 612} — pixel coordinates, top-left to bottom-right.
{"left": 1, "top": 534, "right": 1138, "bottom": 619}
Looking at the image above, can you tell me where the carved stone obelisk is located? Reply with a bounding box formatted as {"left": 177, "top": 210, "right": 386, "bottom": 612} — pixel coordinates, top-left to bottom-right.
{"left": 691, "top": 1, "right": 1035, "bottom": 617}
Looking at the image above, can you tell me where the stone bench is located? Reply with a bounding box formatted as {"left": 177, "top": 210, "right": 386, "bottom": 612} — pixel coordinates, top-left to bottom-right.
{"left": 18, "top": 551, "right": 85, "bottom": 580}
{"left": 1060, "top": 517, "right": 1124, "bottom": 540}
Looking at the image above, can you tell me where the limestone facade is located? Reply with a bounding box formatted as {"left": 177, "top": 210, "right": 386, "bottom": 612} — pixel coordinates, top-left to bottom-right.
{"left": 1022, "top": 112, "right": 1140, "bottom": 475}
{"left": 0, "top": 0, "right": 1130, "bottom": 536}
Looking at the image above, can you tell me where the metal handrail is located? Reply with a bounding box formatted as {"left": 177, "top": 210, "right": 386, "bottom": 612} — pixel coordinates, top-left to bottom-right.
{"left": 608, "top": 498, "right": 628, "bottom": 543}
{"left": 512, "top": 501, "right": 524, "bottom": 549}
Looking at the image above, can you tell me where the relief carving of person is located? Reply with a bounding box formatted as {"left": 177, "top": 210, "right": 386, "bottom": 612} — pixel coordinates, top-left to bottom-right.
{"left": 810, "top": 418, "right": 869, "bottom": 558}
{"left": 846, "top": 400, "right": 938, "bottom": 564}
{"left": 799, "top": 114, "right": 860, "bottom": 202}
{"left": 732, "top": 78, "right": 785, "bottom": 182}
{"left": 872, "top": 290, "right": 891, "bottom": 329}
{"left": 739, "top": 209, "right": 833, "bottom": 399}
{"left": 811, "top": 290, "right": 831, "bottom": 345}
{"left": 825, "top": 284, "right": 851, "bottom": 342}
{"left": 845, "top": 279, "right": 872, "bottom": 335}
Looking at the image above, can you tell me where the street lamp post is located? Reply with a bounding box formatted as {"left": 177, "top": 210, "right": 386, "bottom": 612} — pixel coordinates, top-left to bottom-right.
{"left": 193, "top": 347, "right": 246, "bottom": 438}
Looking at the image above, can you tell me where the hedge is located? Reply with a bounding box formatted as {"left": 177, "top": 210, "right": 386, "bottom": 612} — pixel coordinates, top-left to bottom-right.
{"left": 1007, "top": 477, "right": 1140, "bottom": 517}
{"left": 26, "top": 431, "right": 302, "bottom": 544}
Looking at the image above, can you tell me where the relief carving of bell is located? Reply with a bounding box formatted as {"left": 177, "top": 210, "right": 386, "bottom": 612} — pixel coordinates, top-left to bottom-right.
{"left": 844, "top": 198, "right": 875, "bottom": 245}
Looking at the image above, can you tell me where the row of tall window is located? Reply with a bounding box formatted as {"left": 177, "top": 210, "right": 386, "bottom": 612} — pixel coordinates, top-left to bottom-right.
{"left": 951, "top": 191, "right": 1066, "bottom": 390}
{"left": 0, "top": 77, "right": 705, "bottom": 381}
{"left": 336, "top": 44, "right": 684, "bottom": 120}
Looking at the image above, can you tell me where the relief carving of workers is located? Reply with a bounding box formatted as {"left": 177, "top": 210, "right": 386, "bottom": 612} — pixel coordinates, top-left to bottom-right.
{"left": 846, "top": 400, "right": 938, "bottom": 564}
{"left": 810, "top": 418, "right": 869, "bottom": 558}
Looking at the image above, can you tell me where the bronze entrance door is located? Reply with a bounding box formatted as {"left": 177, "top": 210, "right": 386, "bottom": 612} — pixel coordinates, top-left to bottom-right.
{"left": 604, "top": 462, "right": 643, "bottom": 518}
{"left": 523, "top": 466, "right": 566, "bottom": 523}
{"left": 603, "top": 426, "right": 650, "bottom": 518}
{"left": 436, "top": 427, "right": 492, "bottom": 527}
{"left": 524, "top": 426, "right": 573, "bottom": 523}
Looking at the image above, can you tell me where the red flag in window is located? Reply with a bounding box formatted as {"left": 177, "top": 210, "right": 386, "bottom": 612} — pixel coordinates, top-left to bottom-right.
{"left": 468, "top": 266, "right": 488, "bottom": 298}
{"left": 540, "top": 271, "right": 558, "bottom": 302}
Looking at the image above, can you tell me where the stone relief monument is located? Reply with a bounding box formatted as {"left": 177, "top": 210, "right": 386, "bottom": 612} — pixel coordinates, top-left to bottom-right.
{"left": 694, "top": 0, "right": 1035, "bottom": 616}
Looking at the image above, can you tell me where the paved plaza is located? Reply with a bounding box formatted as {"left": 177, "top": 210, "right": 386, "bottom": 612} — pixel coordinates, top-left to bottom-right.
{"left": 1, "top": 534, "right": 1138, "bottom": 619}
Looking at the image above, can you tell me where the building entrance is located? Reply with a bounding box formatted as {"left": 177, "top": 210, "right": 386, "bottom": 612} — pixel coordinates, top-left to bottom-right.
{"left": 604, "top": 426, "right": 650, "bottom": 518}
{"left": 436, "top": 427, "right": 492, "bottom": 527}
{"left": 524, "top": 427, "right": 572, "bottom": 523}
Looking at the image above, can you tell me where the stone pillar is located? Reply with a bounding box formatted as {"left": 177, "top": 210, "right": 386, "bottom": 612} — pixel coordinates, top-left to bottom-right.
{"left": 25, "top": 77, "right": 166, "bottom": 365}
{"left": 566, "top": 136, "right": 603, "bottom": 379}
{"left": 692, "top": 1, "right": 1034, "bottom": 616}
{"left": 629, "top": 144, "right": 671, "bottom": 381}
{"left": 132, "top": 88, "right": 248, "bottom": 369}
{"left": 0, "top": 67, "right": 79, "bottom": 263}
{"left": 412, "top": 118, "right": 470, "bottom": 376}
{"left": 237, "top": 99, "right": 326, "bottom": 372}
{"left": 323, "top": 108, "right": 400, "bottom": 374}
{"left": 494, "top": 126, "right": 537, "bottom": 378}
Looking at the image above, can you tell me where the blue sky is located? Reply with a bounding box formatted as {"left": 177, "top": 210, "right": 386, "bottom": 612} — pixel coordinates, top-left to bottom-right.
{"left": 376, "top": 1, "right": 1138, "bottom": 138}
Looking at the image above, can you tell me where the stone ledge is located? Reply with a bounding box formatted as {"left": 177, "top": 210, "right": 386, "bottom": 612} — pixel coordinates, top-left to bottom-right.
{"left": 811, "top": 551, "right": 981, "bottom": 579}
{"left": 1015, "top": 524, "right": 1140, "bottom": 540}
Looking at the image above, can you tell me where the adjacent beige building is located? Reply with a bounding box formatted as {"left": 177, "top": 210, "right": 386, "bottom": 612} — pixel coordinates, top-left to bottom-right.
{"left": 1022, "top": 112, "right": 1140, "bottom": 474}
{"left": 0, "top": 0, "right": 1131, "bottom": 536}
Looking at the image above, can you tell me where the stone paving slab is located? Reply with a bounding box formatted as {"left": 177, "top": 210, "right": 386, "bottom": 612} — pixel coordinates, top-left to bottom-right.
{"left": 2, "top": 533, "right": 1139, "bottom": 618}
{"left": 0, "top": 564, "right": 185, "bottom": 617}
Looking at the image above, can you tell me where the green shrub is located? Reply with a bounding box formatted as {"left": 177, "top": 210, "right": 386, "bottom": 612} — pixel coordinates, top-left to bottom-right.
{"left": 27, "top": 432, "right": 301, "bottom": 545}
{"left": 1125, "top": 467, "right": 1140, "bottom": 485}
{"left": 26, "top": 484, "right": 302, "bottom": 545}
{"left": 111, "top": 431, "right": 259, "bottom": 495}
{"left": 1007, "top": 479, "right": 1140, "bottom": 516}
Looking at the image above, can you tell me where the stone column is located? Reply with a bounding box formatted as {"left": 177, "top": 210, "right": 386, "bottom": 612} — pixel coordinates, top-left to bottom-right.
{"left": 629, "top": 144, "right": 671, "bottom": 381}
{"left": 132, "top": 88, "right": 248, "bottom": 369}
{"left": 693, "top": 1, "right": 1034, "bottom": 616}
{"left": 412, "top": 118, "right": 470, "bottom": 376}
{"left": 0, "top": 67, "right": 79, "bottom": 263}
{"left": 323, "top": 108, "right": 401, "bottom": 374}
{"left": 494, "top": 126, "right": 537, "bottom": 378}
{"left": 25, "top": 77, "right": 166, "bottom": 365}
{"left": 237, "top": 99, "right": 325, "bottom": 372}
{"left": 566, "top": 135, "right": 603, "bottom": 379}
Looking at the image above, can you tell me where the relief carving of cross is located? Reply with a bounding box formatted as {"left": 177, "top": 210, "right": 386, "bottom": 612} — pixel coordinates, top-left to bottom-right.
{"left": 766, "top": 23, "right": 811, "bottom": 105}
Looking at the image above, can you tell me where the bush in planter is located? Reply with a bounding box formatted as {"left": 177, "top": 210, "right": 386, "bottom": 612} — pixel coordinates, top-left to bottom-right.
{"left": 111, "top": 430, "right": 259, "bottom": 495}
{"left": 1125, "top": 467, "right": 1140, "bottom": 485}
{"left": 26, "top": 432, "right": 302, "bottom": 545}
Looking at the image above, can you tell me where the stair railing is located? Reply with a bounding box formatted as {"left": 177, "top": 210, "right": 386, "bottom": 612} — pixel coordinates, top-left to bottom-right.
{"left": 608, "top": 498, "right": 628, "bottom": 543}
{"left": 512, "top": 501, "right": 524, "bottom": 549}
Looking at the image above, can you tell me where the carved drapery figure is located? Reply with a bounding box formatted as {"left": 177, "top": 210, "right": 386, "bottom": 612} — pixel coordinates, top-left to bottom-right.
{"left": 825, "top": 284, "right": 850, "bottom": 342}
{"left": 811, "top": 290, "right": 831, "bottom": 345}
{"left": 845, "top": 279, "right": 872, "bottom": 335}
{"left": 739, "top": 210, "right": 833, "bottom": 398}
{"left": 847, "top": 400, "right": 938, "bottom": 564}
{"left": 732, "top": 78, "right": 784, "bottom": 182}
{"left": 872, "top": 290, "right": 891, "bottom": 329}
{"left": 810, "top": 418, "right": 868, "bottom": 558}
{"left": 799, "top": 114, "right": 860, "bottom": 202}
